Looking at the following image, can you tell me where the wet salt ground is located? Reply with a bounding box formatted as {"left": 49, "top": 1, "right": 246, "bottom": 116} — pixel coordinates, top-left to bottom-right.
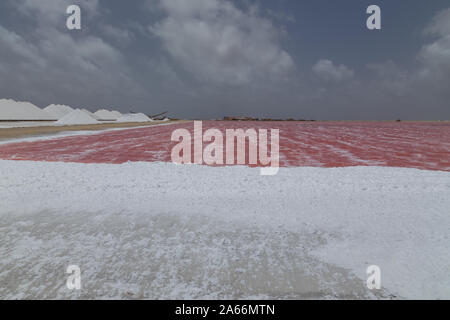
{"left": 0, "top": 121, "right": 449, "bottom": 171}
{"left": 1, "top": 161, "right": 448, "bottom": 299}
{"left": 0, "top": 209, "right": 388, "bottom": 299}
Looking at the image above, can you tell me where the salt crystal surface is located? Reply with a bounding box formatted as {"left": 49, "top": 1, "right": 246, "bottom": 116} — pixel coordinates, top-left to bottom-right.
{"left": 117, "top": 113, "right": 152, "bottom": 122}
{"left": 0, "top": 99, "right": 55, "bottom": 120}
{"left": 43, "top": 104, "right": 73, "bottom": 119}
{"left": 94, "top": 109, "right": 122, "bottom": 120}
{"left": 55, "top": 109, "right": 99, "bottom": 125}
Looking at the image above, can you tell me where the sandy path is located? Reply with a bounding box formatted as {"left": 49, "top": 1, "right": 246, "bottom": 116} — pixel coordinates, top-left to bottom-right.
{"left": 0, "top": 120, "right": 186, "bottom": 141}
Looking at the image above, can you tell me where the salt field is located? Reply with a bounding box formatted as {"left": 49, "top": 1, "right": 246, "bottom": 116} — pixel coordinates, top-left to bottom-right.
{"left": 0, "top": 160, "right": 448, "bottom": 299}
{"left": 0, "top": 121, "right": 449, "bottom": 299}
{"left": 1, "top": 121, "right": 448, "bottom": 171}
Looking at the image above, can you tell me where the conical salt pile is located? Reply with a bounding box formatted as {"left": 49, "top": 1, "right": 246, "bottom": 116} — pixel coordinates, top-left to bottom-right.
{"left": 0, "top": 99, "right": 55, "bottom": 120}
{"left": 94, "top": 109, "right": 122, "bottom": 120}
{"left": 43, "top": 104, "right": 73, "bottom": 120}
{"left": 117, "top": 113, "right": 152, "bottom": 123}
{"left": 55, "top": 109, "right": 99, "bottom": 125}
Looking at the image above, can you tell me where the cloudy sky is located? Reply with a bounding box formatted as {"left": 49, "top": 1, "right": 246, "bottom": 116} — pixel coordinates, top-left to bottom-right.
{"left": 0, "top": 0, "right": 449, "bottom": 120}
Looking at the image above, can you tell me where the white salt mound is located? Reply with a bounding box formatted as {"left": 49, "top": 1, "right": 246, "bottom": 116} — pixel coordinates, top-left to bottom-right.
{"left": 81, "top": 109, "right": 100, "bottom": 120}
{"left": 43, "top": 104, "right": 73, "bottom": 119}
{"left": 56, "top": 109, "right": 99, "bottom": 125}
{"left": 0, "top": 99, "right": 55, "bottom": 120}
{"left": 110, "top": 111, "right": 122, "bottom": 118}
{"left": 94, "top": 109, "right": 122, "bottom": 120}
{"left": 117, "top": 113, "right": 152, "bottom": 123}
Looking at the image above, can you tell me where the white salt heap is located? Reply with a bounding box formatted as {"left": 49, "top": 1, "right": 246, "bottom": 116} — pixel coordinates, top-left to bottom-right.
{"left": 117, "top": 113, "right": 152, "bottom": 123}
{"left": 94, "top": 109, "right": 122, "bottom": 120}
{"left": 43, "top": 104, "right": 73, "bottom": 120}
{"left": 55, "top": 109, "right": 99, "bottom": 125}
{"left": 110, "top": 111, "right": 122, "bottom": 118}
{"left": 0, "top": 99, "right": 55, "bottom": 120}
{"left": 81, "top": 109, "right": 100, "bottom": 120}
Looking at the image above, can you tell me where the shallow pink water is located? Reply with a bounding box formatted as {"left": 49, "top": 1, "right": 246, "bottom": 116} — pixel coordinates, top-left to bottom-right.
{"left": 0, "top": 121, "right": 449, "bottom": 171}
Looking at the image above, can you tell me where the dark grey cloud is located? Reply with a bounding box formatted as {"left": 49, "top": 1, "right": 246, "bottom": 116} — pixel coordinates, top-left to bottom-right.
{"left": 0, "top": 0, "right": 449, "bottom": 120}
{"left": 0, "top": 0, "right": 147, "bottom": 112}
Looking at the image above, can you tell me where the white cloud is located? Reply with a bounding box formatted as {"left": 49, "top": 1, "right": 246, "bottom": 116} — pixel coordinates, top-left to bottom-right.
{"left": 365, "top": 8, "right": 450, "bottom": 94}
{"left": 0, "top": 0, "right": 144, "bottom": 108}
{"left": 424, "top": 8, "right": 450, "bottom": 37}
{"left": 398, "top": 6, "right": 450, "bottom": 102}
{"left": 0, "top": 25, "right": 44, "bottom": 66}
{"left": 150, "top": 0, "right": 294, "bottom": 85}
{"left": 312, "top": 59, "right": 354, "bottom": 82}
{"left": 419, "top": 8, "right": 450, "bottom": 77}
